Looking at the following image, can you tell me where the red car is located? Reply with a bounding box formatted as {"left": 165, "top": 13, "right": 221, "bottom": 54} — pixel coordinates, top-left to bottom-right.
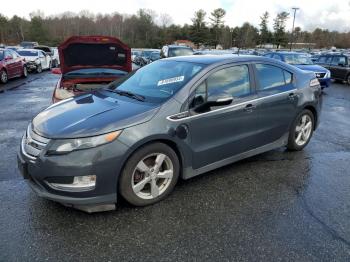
{"left": 0, "top": 48, "right": 27, "bottom": 84}
{"left": 52, "top": 36, "right": 132, "bottom": 103}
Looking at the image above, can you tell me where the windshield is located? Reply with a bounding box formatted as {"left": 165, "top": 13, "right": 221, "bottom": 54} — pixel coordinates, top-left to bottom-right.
{"left": 17, "top": 50, "right": 38, "bottom": 57}
{"left": 65, "top": 68, "right": 128, "bottom": 77}
{"left": 0, "top": 50, "right": 4, "bottom": 60}
{"left": 284, "top": 54, "right": 313, "bottom": 65}
{"left": 107, "top": 60, "right": 204, "bottom": 103}
{"left": 169, "top": 48, "right": 194, "bottom": 57}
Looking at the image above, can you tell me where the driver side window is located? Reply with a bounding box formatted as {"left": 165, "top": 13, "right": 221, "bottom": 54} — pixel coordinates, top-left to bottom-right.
{"left": 190, "top": 65, "right": 251, "bottom": 111}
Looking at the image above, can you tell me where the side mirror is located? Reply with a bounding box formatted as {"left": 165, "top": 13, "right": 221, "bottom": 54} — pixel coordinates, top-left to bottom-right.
{"left": 51, "top": 68, "right": 62, "bottom": 74}
{"left": 207, "top": 93, "right": 234, "bottom": 107}
{"left": 338, "top": 62, "right": 345, "bottom": 67}
{"left": 5, "top": 56, "right": 12, "bottom": 61}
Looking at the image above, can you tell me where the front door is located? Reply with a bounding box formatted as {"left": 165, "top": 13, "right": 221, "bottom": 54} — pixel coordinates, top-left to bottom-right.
{"left": 185, "top": 64, "right": 260, "bottom": 169}
{"left": 4, "top": 50, "right": 15, "bottom": 78}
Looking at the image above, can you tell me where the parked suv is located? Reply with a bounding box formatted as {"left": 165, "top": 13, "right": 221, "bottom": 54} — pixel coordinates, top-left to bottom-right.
{"left": 316, "top": 54, "right": 350, "bottom": 85}
{"left": 0, "top": 48, "right": 27, "bottom": 84}
{"left": 264, "top": 52, "right": 331, "bottom": 88}
{"left": 160, "top": 45, "right": 194, "bottom": 58}
{"left": 18, "top": 55, "right": 322, "bottom": 212}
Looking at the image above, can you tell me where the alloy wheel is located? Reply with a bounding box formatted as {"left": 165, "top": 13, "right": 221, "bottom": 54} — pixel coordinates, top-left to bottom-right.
{"left": 295, "top": 114, "right": 313, "bottom": 146}
{"left": 131, "top": 153, "right": 174, "bottom": 200}
{"left": 0, "top": 70, "right": 7, "bottom": 83}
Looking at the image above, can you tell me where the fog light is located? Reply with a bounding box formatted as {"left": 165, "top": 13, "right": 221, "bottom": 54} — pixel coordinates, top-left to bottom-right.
{"left": 48, "top": 175, "right": 96, "bottom": 192}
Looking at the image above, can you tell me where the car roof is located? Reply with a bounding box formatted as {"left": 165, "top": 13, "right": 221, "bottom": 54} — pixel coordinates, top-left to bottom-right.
{"left": 167, "top": 54, "right": 261, "bottom": 65}
{"left": 166, "top": 45, "right": 193, "bottom": 49}
{"left": 268, "top": 51, "right": 306, "bottom": 55}
{"left": 166, "top": 54, "right": 302, "bottom": 72}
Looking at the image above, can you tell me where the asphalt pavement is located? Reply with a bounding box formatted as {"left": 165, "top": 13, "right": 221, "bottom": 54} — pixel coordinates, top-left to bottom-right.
{"left": 0, "top": 72, "right": 350, "bottom": 261}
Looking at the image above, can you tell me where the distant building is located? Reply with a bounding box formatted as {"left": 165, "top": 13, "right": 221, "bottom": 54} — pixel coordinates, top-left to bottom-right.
{"left": 173, "top": 40, "right": 196, "bottom": 49}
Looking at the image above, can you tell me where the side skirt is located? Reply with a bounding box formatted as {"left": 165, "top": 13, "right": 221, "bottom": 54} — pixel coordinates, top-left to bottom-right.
{"left": 182, "top": 133, "right": 289, "bottom": 180}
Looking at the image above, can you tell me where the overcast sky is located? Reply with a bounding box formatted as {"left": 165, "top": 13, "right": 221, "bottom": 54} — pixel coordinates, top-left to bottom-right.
{"left": 3, "top": 0, "right": 350, "bottom": 32}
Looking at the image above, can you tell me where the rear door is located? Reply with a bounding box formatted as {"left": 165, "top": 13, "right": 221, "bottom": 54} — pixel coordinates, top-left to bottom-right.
{"left": 253, "top": 63, "right": 298, "bottom": 144}
{"left": 185, "top": 64, "right": 260, "bottom": 169}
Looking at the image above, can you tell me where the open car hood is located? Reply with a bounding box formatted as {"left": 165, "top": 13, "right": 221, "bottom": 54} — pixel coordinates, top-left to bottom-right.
{"left": 58, "top": 36, "right": 132, "bottom": 75}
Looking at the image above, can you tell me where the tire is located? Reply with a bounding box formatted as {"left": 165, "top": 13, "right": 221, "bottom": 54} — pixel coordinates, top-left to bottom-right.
{"left": 346, "top": 74, "right": 350, "bottom": 85}
{"left": 22, "top": 66, "right": 28, "bottom": 78}
{"left": 0, "top": 69, "right": 8, "bottom": 84}
{"left": 287, "top": 109, "right": 315, "bottom": 151}
{"left": 119, "top": 143, "right": 180, "bottom": 206}
{"left": 36, "top": 64, "right": 42, "bottom": 73}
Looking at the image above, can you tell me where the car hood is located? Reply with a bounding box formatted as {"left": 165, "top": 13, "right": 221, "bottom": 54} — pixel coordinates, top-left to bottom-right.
{"left": 58, "top": 36, "right": 132, "bottom": 75}
{"left": 295, "top": 64, "right": 327, "bottom": 73}
{"left": 32, "top": 92, "right": 159, "bottom": 139}
{"left": 23, "top": 56, "right": 38, "bottom": 62}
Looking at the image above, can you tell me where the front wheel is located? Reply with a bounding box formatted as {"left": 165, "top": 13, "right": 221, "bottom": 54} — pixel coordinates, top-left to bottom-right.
{"left": 287, "top": 109, "right": 314, "bottom": 151}
{"left": 0, "top": 69, "right": 8, "bottom": 84}
{"left": 119, "top": 143, "right": 180, "bottom": 206}
{"left": 22, "top": 66, "right": 28, "bottom": 78}
{"left": 36, "top": 64, "right": 42, "bottom": 73}
{"left": 347, "top": 74, "right": 350, "bottom": 85}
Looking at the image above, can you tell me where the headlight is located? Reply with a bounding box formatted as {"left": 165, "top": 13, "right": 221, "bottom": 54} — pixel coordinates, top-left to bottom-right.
{"left": 54, "top": 88, "right": 75, "bottom": 100}
{"left": 47, "top": 130, "right": 122, "bottom": 155}
{"left": 325, "top": 70, "right": 331, "bottom": 78}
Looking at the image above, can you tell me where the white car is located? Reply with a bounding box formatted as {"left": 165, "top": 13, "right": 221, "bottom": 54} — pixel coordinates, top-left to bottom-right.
{"left": 16, "top": 49, "right": 52, "bottom": 73}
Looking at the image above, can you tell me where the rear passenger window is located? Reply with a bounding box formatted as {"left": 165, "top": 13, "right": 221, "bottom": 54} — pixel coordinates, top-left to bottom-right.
{"left": 255, "top": 64, "right": 291, "bottom": 90}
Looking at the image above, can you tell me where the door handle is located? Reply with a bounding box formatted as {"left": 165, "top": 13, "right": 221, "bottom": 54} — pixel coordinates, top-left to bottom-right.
{"left": 244, "top": 104, "right": 256, "bottom": 112}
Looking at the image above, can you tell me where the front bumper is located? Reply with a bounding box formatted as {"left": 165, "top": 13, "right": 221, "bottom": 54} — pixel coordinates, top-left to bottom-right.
{"left": 25, "top": 61, "right": 38, "bottom": 71}
{"left": 17, "top": 130, "right": 130, "bottom": 210}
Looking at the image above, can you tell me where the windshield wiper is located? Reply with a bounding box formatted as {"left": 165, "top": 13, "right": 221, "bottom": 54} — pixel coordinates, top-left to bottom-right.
{"left": 104, "top": 89, "right": 145, "bottom": 102}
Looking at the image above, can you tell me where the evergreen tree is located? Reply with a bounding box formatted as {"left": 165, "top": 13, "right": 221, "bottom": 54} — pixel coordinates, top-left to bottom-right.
{"left": 209, "top": 8, "right": 226, "bottom": 48}
{"left": 189, "top": 9, "right": 208, "bottom": 48}
{"left": 259, "top": 11, "right": 270, "bottom": 46}
{"left": 273, "top": 12, "right": 289, "bottom": 48}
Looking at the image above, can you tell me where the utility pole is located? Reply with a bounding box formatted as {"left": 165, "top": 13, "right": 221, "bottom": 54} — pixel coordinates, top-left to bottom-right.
{"left": 289, "top": 7, "right": 299, "bottom": 51}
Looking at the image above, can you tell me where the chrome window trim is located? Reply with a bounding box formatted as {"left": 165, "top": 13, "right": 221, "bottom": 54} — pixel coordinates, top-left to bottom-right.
{"left": 166, "top": 88, "right": 297, "bottom": 122}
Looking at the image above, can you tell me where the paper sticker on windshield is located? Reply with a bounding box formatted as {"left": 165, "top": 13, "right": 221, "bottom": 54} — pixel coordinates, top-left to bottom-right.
{"left": 158, "top": 76, "right": 184, "bottom": 86}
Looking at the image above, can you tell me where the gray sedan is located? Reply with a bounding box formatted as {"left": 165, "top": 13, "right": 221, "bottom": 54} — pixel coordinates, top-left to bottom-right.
{"left": 18, "top": 55, "right": 322, "bottom": 212}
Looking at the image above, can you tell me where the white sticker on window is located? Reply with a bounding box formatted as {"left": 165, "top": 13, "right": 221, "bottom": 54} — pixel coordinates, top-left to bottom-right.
{"left": 157, "top": 76, "right": 184, "bottom": 86}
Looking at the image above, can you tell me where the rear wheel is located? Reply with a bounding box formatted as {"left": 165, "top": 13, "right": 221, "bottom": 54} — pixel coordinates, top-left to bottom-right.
{"left": 287, "top": 109, "right": 314, "bottom": 151}
{"left": 0, "top": 70, "right": 8, "bottom": 84}
{"left": 346, "top": 74, "right": 350, "bottom": 85}
{"left": 119, "top": 143, "right": 180, "bottom": 206}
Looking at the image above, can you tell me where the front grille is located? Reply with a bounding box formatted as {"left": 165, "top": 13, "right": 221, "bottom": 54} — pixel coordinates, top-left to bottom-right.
{"left": 315, "top": 72, "right": 326, "bottom": 78}
{"left": 21, "top": 125, "right": 50, "bottom": 161}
